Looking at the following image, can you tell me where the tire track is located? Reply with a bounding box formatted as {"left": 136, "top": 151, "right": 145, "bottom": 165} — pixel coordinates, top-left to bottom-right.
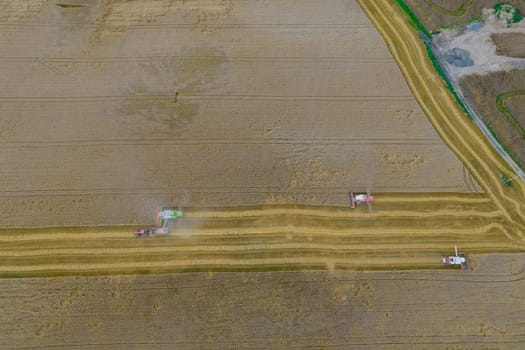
{"left": 0, "top": 240, "right": 513, "bottom": 257}
{"left": 0, "top": 221, "right": 509, "bottom": 241}
{"left": 2, "top": 1, "right": 524, "bottom": 277}
{"left": 0, "top": 256, "right": 446, "bottom": 274}
{"left": 0, "top": 95, "right": 415, "bottom": 102}
{"left": 0, "top": 22, "right": 374, "bottom": 29}
{"left": 184, "top": 207, "right": 500, "bottom": 220}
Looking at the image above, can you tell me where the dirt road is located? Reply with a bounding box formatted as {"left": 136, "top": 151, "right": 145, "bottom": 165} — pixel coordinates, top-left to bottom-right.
{"left": 1, "top": 253, "right": 524, "bottom": 349}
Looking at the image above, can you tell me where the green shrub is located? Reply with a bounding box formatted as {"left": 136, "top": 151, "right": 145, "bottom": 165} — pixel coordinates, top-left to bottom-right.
{"left": 494, "top": 3, "right": 523, "bottom": 24}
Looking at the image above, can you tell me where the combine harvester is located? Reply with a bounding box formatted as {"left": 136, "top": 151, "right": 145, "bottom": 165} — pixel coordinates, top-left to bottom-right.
{"left": 134, "top": 206, "right": 183, "bottom": 237}
{"left": 349, "top": 192, "right": 375, "bottom": 209}
{"left": 442, "top": 246, "right": 468, "bottom": 269}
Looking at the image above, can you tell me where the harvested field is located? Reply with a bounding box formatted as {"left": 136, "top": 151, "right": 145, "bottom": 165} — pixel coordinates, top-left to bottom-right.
{"left": 460, "top": 70, "right": 525, "bottom": 168}
{"left": 492, "top": 33, "right": 525, "bottom": 58}
{"left": 0, "top": 194, "right": 517, "bottom": 277}
{"left": 0, "top": 0, "right": 524, "bottom": 278}
{"left": 0, "top": 0, "right": 481, "bottom": 228}
{"left": 358, "top": 0, "right": 525, "bottom": 227}
{"left": 2, "top": 1, "right": 525, "bottom": 347}
{"left": 402, "top": 0, "right": 525, "bottom": 31}
{"left": 1, "top": 253, "right": 525, "bottom": 349}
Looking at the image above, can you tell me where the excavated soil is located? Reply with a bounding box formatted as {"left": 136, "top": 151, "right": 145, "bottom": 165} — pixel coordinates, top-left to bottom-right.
{"left": 0, "top": 0, "right": 481, "bottom": 228}
{"left": 460, "top": 70, "right": 525, "bottom": 168}
{"left": 492, "top": 33, "right": 525, "bottom": 58}
{"left": 1, "top": 253, "right": 524, "bottom": 349}
{"left": 402, "top": 0, "right": 525, "bottom": 31}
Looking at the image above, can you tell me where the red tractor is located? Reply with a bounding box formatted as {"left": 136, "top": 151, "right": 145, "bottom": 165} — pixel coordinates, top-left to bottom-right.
{"left": 442, "top": 246, "right": 467, "bottom": 269}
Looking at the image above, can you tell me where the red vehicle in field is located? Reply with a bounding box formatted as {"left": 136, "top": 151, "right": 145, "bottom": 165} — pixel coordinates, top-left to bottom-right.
{"left": 134, "top": 206, "right": 183, "bottom": 237}
{"left": 349, "top": 192, "right": 375, "bottom": 208}
{"left": 442, "top": 246, "right": 467, "bottom": 269}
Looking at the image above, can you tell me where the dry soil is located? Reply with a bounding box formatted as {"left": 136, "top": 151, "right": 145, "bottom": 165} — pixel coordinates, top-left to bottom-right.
{"left": 492, "top": 32, "right": 525, "bottom": 58}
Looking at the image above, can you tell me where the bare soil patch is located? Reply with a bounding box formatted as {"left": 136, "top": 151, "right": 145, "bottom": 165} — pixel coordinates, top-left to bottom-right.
{"left": 360, "top": 0, "right": 525, "bottom": 225}
{"left": 460, "top": 70, "right": 525, "bottom": 167}
{"left": 492, "top": 32, "right": 525, "bottom": 57}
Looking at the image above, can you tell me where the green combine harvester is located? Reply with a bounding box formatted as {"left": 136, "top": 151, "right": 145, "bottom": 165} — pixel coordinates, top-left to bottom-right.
{"left": 134, "top": 206, "right": 183, "bottom": 237}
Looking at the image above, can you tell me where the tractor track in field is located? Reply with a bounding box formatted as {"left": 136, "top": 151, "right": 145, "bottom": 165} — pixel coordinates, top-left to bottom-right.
{"left": 0, "top": 22, "right": 375, "bottom": 29}
{"left": 0, "top": 198, "right": 519, "bottom": 277}
{"left": 0, "top": 55, "right": 394, "bottom": 63}
{"left": 0, "top": 95, "right": 415, "bottom": 102}
{"left": 0, "top": 138, "right": 444, "bottom": 146}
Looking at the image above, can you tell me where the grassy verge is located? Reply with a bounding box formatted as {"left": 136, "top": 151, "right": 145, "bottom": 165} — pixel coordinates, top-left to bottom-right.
{"left": 484, "top": 122, "right": 524, "bottom": 172}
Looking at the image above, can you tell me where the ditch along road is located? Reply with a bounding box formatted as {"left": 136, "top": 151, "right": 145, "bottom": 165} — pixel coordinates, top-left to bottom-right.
{"left": 2, "top": 0, "right": 525, "bottom": 277}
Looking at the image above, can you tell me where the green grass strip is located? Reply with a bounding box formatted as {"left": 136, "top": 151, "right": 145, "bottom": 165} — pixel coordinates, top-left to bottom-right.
{"left": 496, "top": 90, "right": 525, "bottom": 139}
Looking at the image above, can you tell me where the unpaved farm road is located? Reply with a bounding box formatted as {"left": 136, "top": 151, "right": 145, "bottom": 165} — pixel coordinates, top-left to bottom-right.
{"left": 1, "top": 253, "right": 524, "bottom": 349}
